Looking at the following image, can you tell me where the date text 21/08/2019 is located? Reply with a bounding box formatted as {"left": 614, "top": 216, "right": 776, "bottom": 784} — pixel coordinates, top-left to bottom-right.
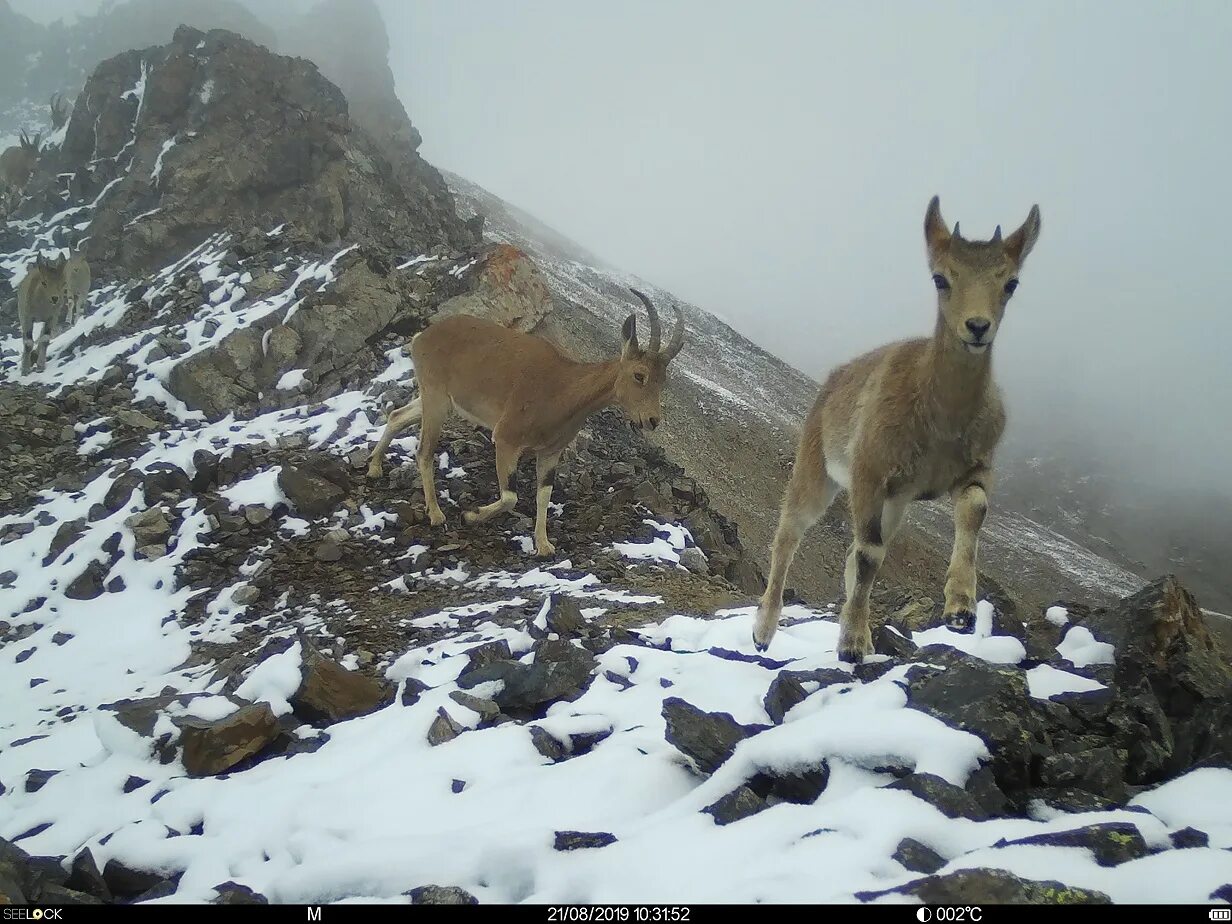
{"left": 548, "top": 907, "right": 691, "bottom": 922}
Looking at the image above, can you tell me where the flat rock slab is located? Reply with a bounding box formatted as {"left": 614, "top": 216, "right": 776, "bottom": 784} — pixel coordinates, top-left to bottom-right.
{"left": 277, "top": 457, "right": 350, "bottom": 517}
{"left": 662, "top": 697, "right": 768, "bottom": 774}
{"left": 407, "top": 885, "right": 479, "bottom": 904}
{"left": 101, "top": 859, "right": 172, "bottom": 900}
{"left": 703, "top": 785, "right": 768, "bottom": 826}
{"left": 886, "top": 771, "right": 1008, "bottom": 821}
{"left": 553, "top": 831, "right": 617, "bottom": 851}
{"left": 460, "top": 638, "right": 597, "bottom": 716}
{"left": 210, "top": 881, "right": 270, "bottom": 904}
{"left": 994, "top": 822, "right": 1148, "bottom": 867}
{"left": 291, "top": 638, "right": 393, "bottom": 724}
{"left": 859, "top": 868, "right": 1112, "bottom": 904}
{"left": 178, "top": 702, "right": 280, "bottom": 776}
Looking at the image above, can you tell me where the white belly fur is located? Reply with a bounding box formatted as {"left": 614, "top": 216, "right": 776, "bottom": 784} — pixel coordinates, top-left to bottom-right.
{"left": 826, "top": 456, "right": 853, "bottom": 491}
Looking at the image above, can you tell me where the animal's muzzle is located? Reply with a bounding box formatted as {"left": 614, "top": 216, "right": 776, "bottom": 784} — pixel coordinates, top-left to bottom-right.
{"left": 965, "top": 317, "right": 991, "bottom": 341}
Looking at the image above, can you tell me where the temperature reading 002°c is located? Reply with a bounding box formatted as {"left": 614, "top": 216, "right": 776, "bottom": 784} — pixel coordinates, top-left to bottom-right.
{"left": 916, "top": 909, "right": 984, "bottom": 922}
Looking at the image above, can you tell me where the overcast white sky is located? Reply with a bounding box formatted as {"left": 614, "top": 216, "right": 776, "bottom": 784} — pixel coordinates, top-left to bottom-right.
{"left": 383, "top": 0, "right": 1232, "bottom": 489}
{"left": 13, "top": 0, "right": 1232, "bottom": 490}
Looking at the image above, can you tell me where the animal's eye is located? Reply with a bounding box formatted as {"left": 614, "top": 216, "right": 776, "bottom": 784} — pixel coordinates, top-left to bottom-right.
{"left": 51, "top": 296, "right": 59, "bottom": 303}
{"left": 633, "top": 372, "right": 646, "bottom": 385}
{"left": 932, "top": 274, "right": 950, "bottom": 291}
{"left": 1004, "top": 278, "right": 1019, "bottom": 296}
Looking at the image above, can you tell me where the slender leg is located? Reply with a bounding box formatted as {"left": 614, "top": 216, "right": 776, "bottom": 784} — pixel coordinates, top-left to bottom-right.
{"left": 532, "top": 450, "right": 562, "bottom": 558}
{"left": 753, "top": 461, "right": 839, "bottom": 650}
{"left": 942, "top": 466, "right": 991, "bottom": 629}
{"left": 416, "top": 397, "right": 448, "bottom": 527}
{"left": 36, "top": 316, "right": 57, "bottom": 372}
{"left": 21, "top": 316, "right": 34, "bottom": 375}
{"left": 464, "top": 439, "right": 521, "bottom": 525}
{"left": 836, "top": 489, "right": 909, "bottom": 662}
{"left": 367, "top": 397, "right": 423, "bottom": 478}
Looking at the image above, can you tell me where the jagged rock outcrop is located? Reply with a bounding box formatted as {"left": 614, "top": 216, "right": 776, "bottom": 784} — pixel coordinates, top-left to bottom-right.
{"left": 1, "top": 26, "right": 569, "bottom": 420}
{"left": 27, "top": 26, "right": 472, "bottom": 274}
{"left": 155, "top": 237, "right": 554, "bottom": 418}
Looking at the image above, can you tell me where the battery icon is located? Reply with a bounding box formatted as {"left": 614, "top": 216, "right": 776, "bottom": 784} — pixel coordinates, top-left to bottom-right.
{"left": 1211, "top": 910, "right": 1231, "bottom": 920}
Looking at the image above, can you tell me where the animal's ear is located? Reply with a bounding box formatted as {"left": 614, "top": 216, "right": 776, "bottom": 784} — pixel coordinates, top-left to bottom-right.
{"left": 924, "top": 195, "right": 951, "bottom": 258}
{"left": 35, "top": 254, "right": 46, "bottom": 270}
{"left": 1004, "top": 204, "right": 1041, "bottom": 264}
{"left": 621, "top": 314, "right": 640, "bottom": 359}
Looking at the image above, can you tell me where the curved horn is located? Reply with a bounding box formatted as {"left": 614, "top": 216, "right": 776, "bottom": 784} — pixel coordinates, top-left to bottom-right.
{"left": 629, "top": 287, "right": 662, "bottom": 353}
{"left": 952, "top": 221, "right": 962, "bottom": 240}
{"left": 991, "top": 224, "right": 1002, "bottom": 243}
{"left": 663, "top": 304, "right": 685, "bottom": 361}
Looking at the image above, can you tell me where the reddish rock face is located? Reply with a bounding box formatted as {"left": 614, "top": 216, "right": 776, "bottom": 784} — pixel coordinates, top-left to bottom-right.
{"left": 436, "top": 244, "right": 554, "bottom": 333}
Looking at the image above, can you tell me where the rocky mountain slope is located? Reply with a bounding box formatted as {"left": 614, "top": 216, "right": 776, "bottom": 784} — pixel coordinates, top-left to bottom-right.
{"left": 995, "top": 433, "right": 1232, "bottom": 616}
{"left": 0, "top": 14, "right": 1229, "bottom": 908}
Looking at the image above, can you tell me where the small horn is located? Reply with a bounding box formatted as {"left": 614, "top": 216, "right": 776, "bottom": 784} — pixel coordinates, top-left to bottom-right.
{"left": 629, "top": 287, "right": 662, "bottom": 353}
{"left": 991, "top": 225, "right": 1002, "bottom": 243}
{"left": 952, "top": 221, "right": 962, "bottom": 239}
{"left": 663, "top": 304, "right": 685, "bottom": 361}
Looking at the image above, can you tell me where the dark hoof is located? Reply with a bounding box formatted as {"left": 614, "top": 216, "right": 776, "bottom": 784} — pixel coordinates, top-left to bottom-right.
{"left": 837, "top": 646, "right": 864, "bottom": 664}
{"left": 945, "top": 609, "right": 976, "bottom": 633}
{"left": 752, "top": 634, "right": 769, "bottom": 654}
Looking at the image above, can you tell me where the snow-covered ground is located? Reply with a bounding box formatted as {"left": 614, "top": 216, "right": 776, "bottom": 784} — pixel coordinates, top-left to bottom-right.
{"left": 3, "top": 447, "right": 1232, "bottom": 903}
{"left": 1, "top": 300, "right": 1229, "bottom": 901}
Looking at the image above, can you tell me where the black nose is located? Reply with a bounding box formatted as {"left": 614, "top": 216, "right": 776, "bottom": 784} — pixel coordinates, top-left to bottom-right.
{"left": 649, "top": 417, "right": 659, "bottom": 430}
{"left": 965, "top": 318, "right": 991, "bottom": 339}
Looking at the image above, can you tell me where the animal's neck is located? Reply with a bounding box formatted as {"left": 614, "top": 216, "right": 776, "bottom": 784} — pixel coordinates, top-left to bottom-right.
{"left": 579, "top": 359, "right": 622, "bottom": 415}
{"left": 923, "top": 315, "right": 993, "bottom": 427}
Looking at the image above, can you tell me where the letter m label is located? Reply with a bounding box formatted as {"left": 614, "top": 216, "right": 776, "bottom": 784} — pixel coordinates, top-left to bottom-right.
{"left": 308, "top": 908, "right": 322, "bottom": 921}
